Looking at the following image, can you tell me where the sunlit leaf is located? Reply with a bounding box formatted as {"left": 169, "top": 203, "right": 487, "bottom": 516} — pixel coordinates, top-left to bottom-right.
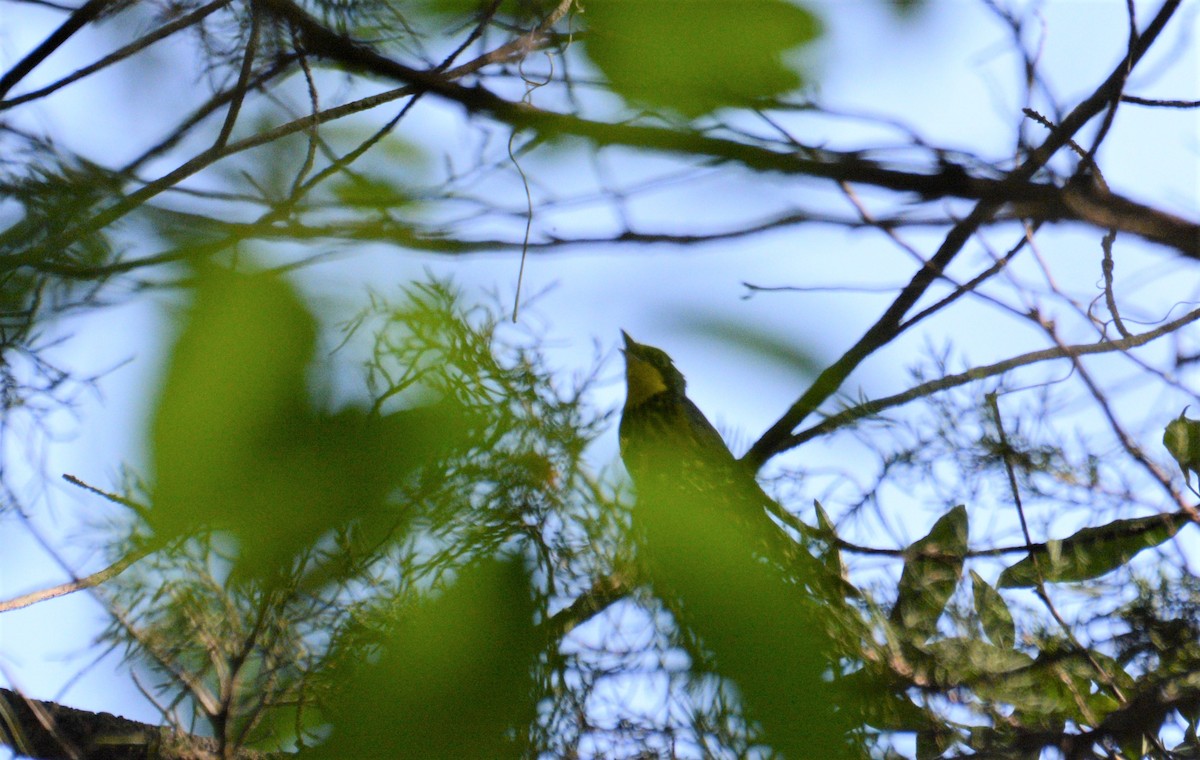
{"left": 890, "top": 505, "right": 968, "bottom": 642}
{"left": 970, "top": 569, "right": 1015, "bottom": 649}
{"left": 997, "top": 513, "right": 1185, "bottom": 589}
{"left": 922, "top": 638, "right": 1033, "bottom": 684}
{"left": 582, "top": 0, "right": 821, "bottom": 117}
{"left": 968, "top": 647, "right": 1131, "bottom": 725}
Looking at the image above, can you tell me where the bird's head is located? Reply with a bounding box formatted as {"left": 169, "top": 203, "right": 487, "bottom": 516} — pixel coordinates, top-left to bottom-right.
{"left": 621, "top": 331, "right": 687, "bottom": 408}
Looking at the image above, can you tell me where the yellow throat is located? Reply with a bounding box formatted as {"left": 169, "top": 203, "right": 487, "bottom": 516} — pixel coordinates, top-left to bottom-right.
{"left": 624, "top": 352, "right": 669, "bottom": 408}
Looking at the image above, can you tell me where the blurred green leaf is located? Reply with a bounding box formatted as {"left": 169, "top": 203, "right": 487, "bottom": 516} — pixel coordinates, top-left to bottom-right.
{"left": 923, "top": 637, "right": 1032, "bottom": 685}
{"left": 812, "top": 499, "right": 860, "bottom": 601}
{"left": 970, "top": 569, "right": 1015, "bottom": 650}
{"left": 582, "top": 0, "right": 821, "bottom": 117}
{"left": 813, "top": 499, "right": 844, "bottom": 575}
{"left": 149, "top": 266, "right": 472, "bottom": 578}
{"left": 682, "top": 316, "right": 825, "bottom": 378}
{"left": 415, "top": 0, "right": 542, "bottom": 24}
{"left": 636, "top": 443, "right": 849, "bottom": 758}
{"left": 151, "top": 265, "right": 315, "bottom": 544}
{"left": 915, "top": 637, "right": 1132, "bottom": 729}
{"left": 888, "top": 0, "right": 925, "bottom": 16}
{"left": 997, "top": 513, "right": 1185, "bottom": 589}
{"left": 331, "top": 174, "right": 413, "bottom": 210}
{"left": 307, "top": 557, "right": 538, "bottom": 758}
{"left": 890, "top": 506, "right": 968, "bottom": 642}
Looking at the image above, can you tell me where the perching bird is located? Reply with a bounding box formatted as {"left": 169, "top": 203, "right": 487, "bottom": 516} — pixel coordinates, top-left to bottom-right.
{"left": 1164, "top": 406, "right": 1200, "bottom": 491}
{"left": 618, "top": 332, "right": 843, "bottom": 756}
{"left": 618, "top": 331, "right": 732, "bottom": 483}
{"left": 618, "top": 331, "right": 796, "bottom": 541}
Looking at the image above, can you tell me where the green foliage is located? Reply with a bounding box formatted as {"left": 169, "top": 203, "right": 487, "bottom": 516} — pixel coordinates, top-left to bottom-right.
{"left": 582, "top": 0, "right": 821, "bottom": 117}
{"left": 150, "top": 265, "right": 316, "bottom": 553}
{"left": 306, "top": 557, "right": 539, "bottom": 758}
{"left": 997, "top": 513, "right": 1185, "bottom": 589}
{"left": 970, "top": 569, "right": 1015, "bottom": 649}
{"left": 149, "top": 265, "right": 472, "bottom": 580}
{"left": 108, "top": 273, "right": 619, "bottom": 754}
{"left": 890, "top": 505, "right": 968, "bottom": 642}
{"left": 331, "top": 173, "right": 413, "bottom": 210}
{"left": 415, "top": 0, "right": 545, "bottom": 24}
{"left": 635, "top": 440, "right": 851, "bottom": 759}
{"left": 887, "top": 0, "right": 927, "bottom": 16}
{"left": 814, "top": 499, "right": 854, "bottom": 597}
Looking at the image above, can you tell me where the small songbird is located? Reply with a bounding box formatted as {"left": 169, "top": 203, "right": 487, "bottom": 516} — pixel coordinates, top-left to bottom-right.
{"left": 618, "top": 330, "right": 733, "bottom": 482}
{"left": 618, "top": 332, "right": 840, "bottom": 756}
{"left": 1164, "top": 406, "right": 1200, "bottom": 491}
{"left": 618, "top": 331, "right": 789, "bottom": 539}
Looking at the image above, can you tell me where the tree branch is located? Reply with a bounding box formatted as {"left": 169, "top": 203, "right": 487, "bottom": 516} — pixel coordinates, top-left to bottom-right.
{"left": 743, "top": 0, "right": 1185, "bottom": 469}
{"left": 0, "top": 687, "right": 279, "bottom": 760}
{"left": 782, "top": 305, "right": 1200, "bottom": 452}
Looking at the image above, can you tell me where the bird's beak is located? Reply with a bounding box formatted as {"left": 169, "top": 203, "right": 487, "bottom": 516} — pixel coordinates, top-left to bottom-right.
{"left": 620, "top": 330, "right": 634, "bottom": 354}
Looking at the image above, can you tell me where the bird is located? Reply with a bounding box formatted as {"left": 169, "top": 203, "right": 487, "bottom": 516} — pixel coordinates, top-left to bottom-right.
{"left": 618, "top": 332, "right": 847, "bottom": 757}
{"left": 618, "top": 330, "right": 733, "bottom": 486}
{"left": 1164, "top": 406, "right": 1200, "bottom": 491}
{"left": 617, "top": 331, "right": 804, "bottom": 550}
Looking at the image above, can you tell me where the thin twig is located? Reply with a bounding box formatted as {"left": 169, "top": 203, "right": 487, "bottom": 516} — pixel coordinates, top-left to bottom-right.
{"left": 783, "top": 305, "right": 1200, "bottom": 451}
{"left": 986, "top": 392, "right": 1127, "bottom": 716}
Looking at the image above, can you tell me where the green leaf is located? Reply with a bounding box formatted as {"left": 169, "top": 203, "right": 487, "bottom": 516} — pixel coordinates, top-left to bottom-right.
{"left": 306, "top": 558, "right": 538, "bottom": 758}
{"left": 582, "top": 0, "right": 821, "bottom": 117}
{"left": 149, "top": 266, "right": 471, "bottom": 578}
{"left": 915, "top": 637, "right": 1124, "bottom": 726}
{"left": 997, "top": 513, "right": 1185, "bottom": 589}
{"left": 331, "top": 174, "right": 412, "bottom": 210}
{"left": 972, "top": 648, "right": 1131, "bottom": 725}
{"left": 926, "top": 639, "right": 1077, "bottom": 720}
{"left": 151, "top": 266, "right": 316, "bottom": 547}
{"left": 890, "top": 505, "right": 969, "bottom": 642}
{"left": 888, "top": 0, "right": 926, "bottom": 15}
{"left": 813, "top": 500, "right": 844, "bottom": 572}
{"left": 970, "top": 570, "right": 1015, "bottom": 649}
{"left": 416, "top": 0, "right": 541, "bottom": 25}
{"left": 844, "top": 671, "right": 931, "bottom": 732}
{"left": 636, "top": 443, "right": 850, "bottom": 758}
{"left": 922, "top": 637, "right": 1033, "bottom": 684}
{"left": 812, "top": 499, "right": 861, "bottom": 601}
